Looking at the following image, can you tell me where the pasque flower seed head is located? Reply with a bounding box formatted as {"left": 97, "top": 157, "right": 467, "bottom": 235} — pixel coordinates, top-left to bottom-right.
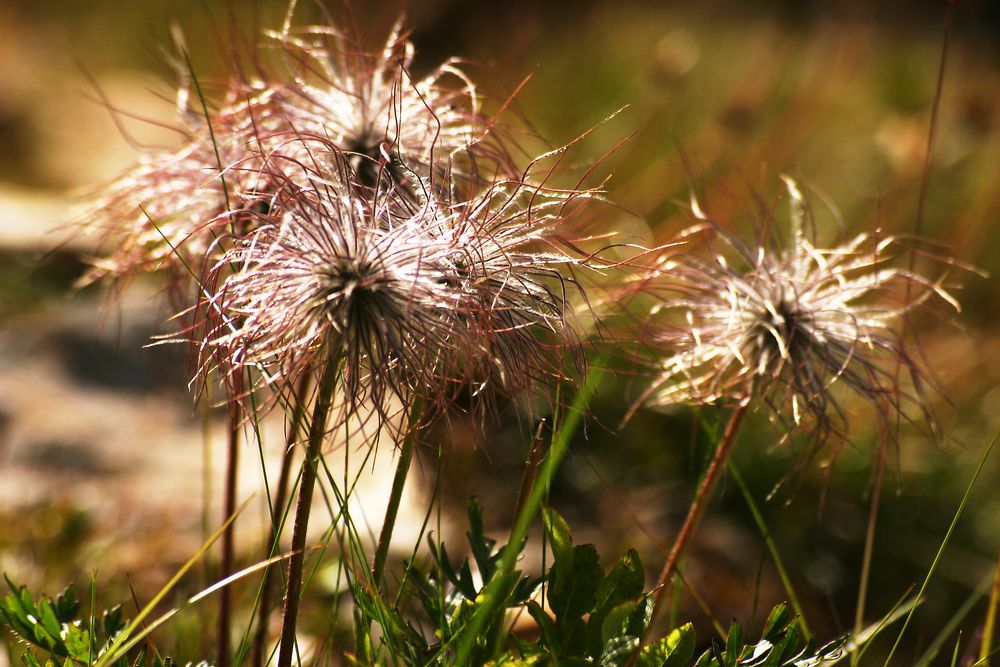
{"left": 634, "top": 177, "right": 961, "bottom": 443}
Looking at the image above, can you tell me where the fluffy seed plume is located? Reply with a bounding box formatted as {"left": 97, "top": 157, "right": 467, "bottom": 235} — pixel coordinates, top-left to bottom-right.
{"left": 633, "top": 177, "right": 962, "bottom": 444}
{"left": 196, "top": 146, "right": 594, "bottom": 434}
{"left": 266, "top": 15, "right": 515, "bottom": 196}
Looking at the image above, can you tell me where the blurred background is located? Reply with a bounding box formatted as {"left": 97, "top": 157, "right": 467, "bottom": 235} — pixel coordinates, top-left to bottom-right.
{"left": 1, "top": 0, "right": 998, "bottom": 664}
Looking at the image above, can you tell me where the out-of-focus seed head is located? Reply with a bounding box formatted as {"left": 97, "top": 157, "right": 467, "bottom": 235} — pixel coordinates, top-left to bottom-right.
{"left": 78, "top": 12, "right": 515, "bottom": 303}
{"left": 633, "top": 177, "right": 962, "bottom": 445}
{"left": 261, "top": 14, "right": 516, "bottom": 198}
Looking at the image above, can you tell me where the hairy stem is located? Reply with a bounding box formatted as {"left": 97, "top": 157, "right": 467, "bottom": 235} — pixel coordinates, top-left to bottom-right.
{"left": 631, "top": 403, "right": 748, "bottom": 664}
{"left": 277, "top": 358, "right": 340, "bottom": 667}
{"left": 252, "top": 373, "right": 312, "bottom": 667}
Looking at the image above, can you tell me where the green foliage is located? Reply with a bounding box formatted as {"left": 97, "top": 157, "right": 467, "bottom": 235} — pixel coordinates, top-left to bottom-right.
{"left": 691, "top": 604, "right": 844, "bottom": 667}
{"left": 0, "top": 576, "right": 175, "bottom": 667}
{"left": 380, "top": 501, "right": 697, "bottom": 666}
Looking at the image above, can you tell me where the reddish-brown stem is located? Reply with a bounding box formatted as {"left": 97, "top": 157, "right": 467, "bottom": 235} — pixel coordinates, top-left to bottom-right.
{"left": 252, "top": 374, "right": 312, "bottom": 667}
{"left": 629, "top": 403, "right": 749, "bottom": 665}
{"left": 277, "top": 358, "right": 340, "bottom": 667}
{"left": 512, "top": 421, "right": 547, "bottom": 530}
{"left": 218, "top": 381, "right": 243, "bottom": 667}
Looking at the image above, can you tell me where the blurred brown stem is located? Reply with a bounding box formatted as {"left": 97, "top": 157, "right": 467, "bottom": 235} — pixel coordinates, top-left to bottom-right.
{"left": 218, "top": 378, "right": 243, "bottom": 667}
{"left": 629, "top": 402, "right": 748, "bottom": 666}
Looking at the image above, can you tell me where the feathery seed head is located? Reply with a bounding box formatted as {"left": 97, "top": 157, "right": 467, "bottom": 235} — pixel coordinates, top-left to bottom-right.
{"left": 635, "top": 177, "right": 961, "bottom": 443}
{"left": 202, "top": 173, "right": 463, "bottom": 423}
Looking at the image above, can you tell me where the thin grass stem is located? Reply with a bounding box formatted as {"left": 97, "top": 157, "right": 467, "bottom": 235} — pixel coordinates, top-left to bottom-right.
{"left": 853, "top": 436, "right": 886, "bottom": 667}
{"left": 218, "top": 383, "right": 243, "bottom": 667}
{"left": 728, "top": 461, "right": 812, "bottom": 640}
{"left": 883, "top": 427, "right": 999, "bottom": 666}
{"left": 660, "top": 408, "right": 747, "bottom": 617}
{"left": 451, "top": 366, "right": 604, "bottom": 665}
{"left": 252, "top": 373, "right": 312, "bottom": 667}
{"left": 914, "top": 570, "right": 992, "bottom": 667}
{"left": 627, "top": 402, "right": 749, "bottom": 667}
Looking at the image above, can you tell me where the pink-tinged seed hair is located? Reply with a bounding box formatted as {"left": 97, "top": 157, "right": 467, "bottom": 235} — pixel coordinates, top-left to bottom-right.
{"left": 629, "top": 177, "right": 965, "bottom": 446}
{"left": 194, "top": 144, "right": 599, "bottom": 438}
{"left": 262, "top": 15, "right": 518, "bottom": 197}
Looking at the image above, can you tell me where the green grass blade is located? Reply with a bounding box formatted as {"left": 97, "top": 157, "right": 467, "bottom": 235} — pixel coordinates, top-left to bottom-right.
{"left": 913, "top": 571, "right": 991, "bottom": 667}
{"left": 106, "top": 551, "right": 304, "bottom": 661}
{"left": 452, "top": 363, "right": 605, "bottom": 665}
{"left": 728, "top": 461, "right": 812, "bottom": 641}
{"left": 94, "top": 496, "right": 253, "bottom": 667}
{"left": 883, "top": 427, "right": 999, "bottom": 666}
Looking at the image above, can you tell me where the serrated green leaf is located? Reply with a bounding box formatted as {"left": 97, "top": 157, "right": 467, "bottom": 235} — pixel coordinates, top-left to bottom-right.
{"left": 103, "top": 605, "right": 123, "bottom": 639}
{"left": 625, "top": 596, "right": 655, "bottom": 637}
{"left": 3, "top": 580, "right": 33, "bottom": 625}
{"left": 599, "top": 635, "right": 640, "bottom": 667}
{"left": 36, "top": 599, "right": 62, "bottom": 647}
{"left": 594, "top": 550, "right": 644, "bottom": 615}
{"left": 466, "top": 497, "right": 498, "bottom": 582}
{"left": 562, "top": 616, "right": 591, "bottom": 658}
{"left": 548, "top": 544, "right": 603, "bottom": 623}
{"left": 63, "top": 623, "right": 91, "bottom": 662}
{"left": 760, "top": 621, "right": 801, "bottom": 667}
{"left": 17, "top": 586, "right": 39, "bottom": 621}
{"left": 636, "top": 623, "right": 695, "bottom": 667}
{"left": 31, "top": 617, "right": 58, "bottom": 651}
{"left": 526, "top": 601, "right": 561, "bottom": 655}
{"left": 2, "top": 593, "right": 37, "bottom": 642}
{"left": 693, "top": 649, "right": 718, "bottom": 667}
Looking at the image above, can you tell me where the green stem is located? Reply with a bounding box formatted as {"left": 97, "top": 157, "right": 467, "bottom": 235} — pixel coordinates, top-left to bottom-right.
{"left": 276, "top": 358, "right": 341, "bottom": 667}
{"left": 371, "top": 430, "right": 417, "bottom": 588}
{"left": 728, "top": 462, "right": 811, "bottom": 640}
{"left": 979, "top": 549, "right": 1000, "bottom": 665}
{"left": 883, "top": 427, "right": 998, "bottom": 667}
{"left": 853, "top": 439, "right": 885, "bottom": 666}
{"left": 452, "top": 367, "right": 603, "bottom": 665}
